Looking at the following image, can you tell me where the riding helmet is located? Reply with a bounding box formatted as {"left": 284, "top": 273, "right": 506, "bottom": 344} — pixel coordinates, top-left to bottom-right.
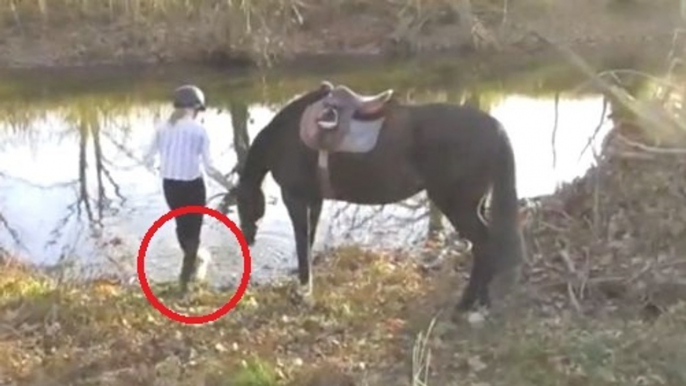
{"left": 172, "top": 85, "right": 206, "bottom": 111}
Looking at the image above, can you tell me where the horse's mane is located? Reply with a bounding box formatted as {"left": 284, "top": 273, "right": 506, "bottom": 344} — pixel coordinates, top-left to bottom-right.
{"left": 264, "top": 86, "right": 329, "bottom": 134}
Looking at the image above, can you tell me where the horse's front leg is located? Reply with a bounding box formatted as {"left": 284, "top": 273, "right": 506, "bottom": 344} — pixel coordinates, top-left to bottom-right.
{"left": 282, "top": 189, "right": 314, "bottom": 299}
{"left": 309, "top": 198, "right": 323, "bottom": 261}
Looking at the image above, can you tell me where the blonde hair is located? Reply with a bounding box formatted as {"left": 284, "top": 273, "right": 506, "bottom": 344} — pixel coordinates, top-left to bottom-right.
{"left": 168, "top": 108, "right": 194, "bottom": 126}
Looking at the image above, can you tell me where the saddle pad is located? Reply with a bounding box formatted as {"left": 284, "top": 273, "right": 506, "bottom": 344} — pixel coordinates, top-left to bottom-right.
{"left": 336, "top": 117, "right": 385, "bottom": 153}
{"left": 300, "top": 100, "right": 385, "bottom": 154}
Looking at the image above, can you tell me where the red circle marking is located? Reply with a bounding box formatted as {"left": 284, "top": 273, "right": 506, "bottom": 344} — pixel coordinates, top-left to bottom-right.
{"left": 137, "top": 205, "right": 252, "bottom": 325}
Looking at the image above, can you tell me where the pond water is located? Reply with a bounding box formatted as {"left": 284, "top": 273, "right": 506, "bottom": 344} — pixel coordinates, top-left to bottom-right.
{"left": 0, "top": 55, "right": 659, "bottom": 287}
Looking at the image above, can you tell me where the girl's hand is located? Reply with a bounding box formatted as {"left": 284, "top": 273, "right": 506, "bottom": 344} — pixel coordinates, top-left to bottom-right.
{"left": 207, "top": 168, "right": 232, "bottom": 190}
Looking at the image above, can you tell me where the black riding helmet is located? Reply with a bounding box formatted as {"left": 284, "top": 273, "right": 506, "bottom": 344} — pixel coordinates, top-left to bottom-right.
{"left": 173, "top": 85, "right": 206, "bottom": 111}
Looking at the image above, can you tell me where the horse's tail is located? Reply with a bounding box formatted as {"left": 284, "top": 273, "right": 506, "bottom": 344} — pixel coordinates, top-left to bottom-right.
{"left": 488, "top": 122, "right": 526, "bottom": 277}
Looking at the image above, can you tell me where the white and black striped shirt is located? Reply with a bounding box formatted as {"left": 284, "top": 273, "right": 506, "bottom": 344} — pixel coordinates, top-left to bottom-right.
{"left": 143, "top": 116, "right": 217, "bottom": 181}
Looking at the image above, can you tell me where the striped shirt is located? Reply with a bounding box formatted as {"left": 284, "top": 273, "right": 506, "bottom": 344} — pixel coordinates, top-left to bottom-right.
{"left": 143, "top": 116, "right": 217, "bottom": 181}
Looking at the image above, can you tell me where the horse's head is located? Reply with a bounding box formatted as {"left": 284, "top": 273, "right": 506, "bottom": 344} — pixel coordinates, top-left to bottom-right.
{"left": 234, "top": 81, "right": 335, "bottom": 244}
{"left": 235, "top": 183, "right": 265, "bottom": 246}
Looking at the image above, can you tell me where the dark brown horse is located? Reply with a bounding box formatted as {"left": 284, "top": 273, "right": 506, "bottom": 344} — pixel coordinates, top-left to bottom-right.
{"left": 234, "top": 81, "right": 526, "bottom": 312}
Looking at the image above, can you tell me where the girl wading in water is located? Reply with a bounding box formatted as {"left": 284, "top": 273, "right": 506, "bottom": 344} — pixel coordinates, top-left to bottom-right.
{"left": 143, "top": 85, "right": 226, "bottom": 293}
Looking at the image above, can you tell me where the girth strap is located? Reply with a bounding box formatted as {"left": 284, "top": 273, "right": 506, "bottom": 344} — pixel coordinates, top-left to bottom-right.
{"left": 317, "top": 151, "right": 336, "bottom": 199}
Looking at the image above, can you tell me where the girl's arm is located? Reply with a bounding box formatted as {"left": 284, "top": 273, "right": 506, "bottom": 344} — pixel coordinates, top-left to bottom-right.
{"left": 201, "top": 130, "right": 232, "bottom": 189}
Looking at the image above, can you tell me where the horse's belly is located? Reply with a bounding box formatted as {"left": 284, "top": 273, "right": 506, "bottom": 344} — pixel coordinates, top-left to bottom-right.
{"left": 327, "top": 152, "right": 423, "bottom": 205}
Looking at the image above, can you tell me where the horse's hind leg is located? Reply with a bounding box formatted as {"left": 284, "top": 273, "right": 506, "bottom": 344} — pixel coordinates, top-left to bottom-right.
{"left": 427, "top": 188, "right": 492, "bottom": 311}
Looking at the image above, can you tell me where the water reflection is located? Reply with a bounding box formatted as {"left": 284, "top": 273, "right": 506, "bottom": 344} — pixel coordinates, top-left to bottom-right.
{"left": 0, "top": 57, "right": 658, "bottom": 286}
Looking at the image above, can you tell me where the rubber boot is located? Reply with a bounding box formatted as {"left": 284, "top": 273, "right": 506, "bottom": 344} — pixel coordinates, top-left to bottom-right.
{"left": 178, "top": 240, "right": 199, "bottom": 293}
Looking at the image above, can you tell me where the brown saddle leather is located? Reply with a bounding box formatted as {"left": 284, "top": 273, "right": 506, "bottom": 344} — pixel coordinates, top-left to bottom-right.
{"left": 332, "top": 85, "right": 395, "bottom": 118}
{"left": 300, "top": 83, "right": 394, "bottom": 153}
{"left": 299, "top": 81, "right": 395, "bottom": 199}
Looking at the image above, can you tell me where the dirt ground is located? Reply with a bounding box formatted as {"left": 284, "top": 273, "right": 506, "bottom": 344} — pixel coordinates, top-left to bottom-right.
{"left": 0, "top": 0, "right": 681, "bottom": 69}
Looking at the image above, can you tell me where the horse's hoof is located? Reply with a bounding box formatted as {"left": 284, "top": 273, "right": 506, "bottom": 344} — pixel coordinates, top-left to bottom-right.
{"left": 294, "top": 284, "right": 315, "bottom": 306}
{"left": 452, "top": 302, "right": 489, "bottom": 325}
{"left": 490, "top": 269, "right": 520, "bottom": 304}
{"left": 466, "top": 310, "right": 488, "bottom": 327}
{"left": 455, "top": 298, "right": 475, "bottom": 313}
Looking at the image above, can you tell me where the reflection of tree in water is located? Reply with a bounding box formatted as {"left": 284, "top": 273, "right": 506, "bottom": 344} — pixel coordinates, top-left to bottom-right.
{"left": 0, "top": 166, "right": 77, "bottom": 253}
{"left": 0, "top": 211, "right": 23, "bottom": 249}
{"left": 47, "top": 103, "right": 125, "bottom": 260}
{"left": 230, "top": 100, "right": 251, "bottom": 173}
{"left": 216, "top": 100, "right": 251, "bottom": 213}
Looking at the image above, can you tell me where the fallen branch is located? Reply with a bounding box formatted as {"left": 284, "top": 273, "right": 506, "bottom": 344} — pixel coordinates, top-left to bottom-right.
{"left": 559, "top": 249, "right": 583, "bottom": 313}
{"left": 615, "top": 133, "right": 686, "bottom": 155}
{"left": 531, "top": 30, "right": 686, "bottom": 136}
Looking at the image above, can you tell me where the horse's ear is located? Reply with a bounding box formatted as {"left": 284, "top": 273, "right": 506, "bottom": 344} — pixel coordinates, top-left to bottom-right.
{"left": 319, "top": 80, "right": 334, "bottom": 92}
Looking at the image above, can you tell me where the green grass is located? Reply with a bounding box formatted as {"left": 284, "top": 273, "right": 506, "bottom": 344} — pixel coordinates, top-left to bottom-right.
{"left": 234, "top": 357, "right": 279, "bottom": 386}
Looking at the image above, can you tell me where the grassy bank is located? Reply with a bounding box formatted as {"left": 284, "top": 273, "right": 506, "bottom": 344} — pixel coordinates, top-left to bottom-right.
{"left": 0, "top": 0, "right": 681, "bottom": 69}
{"left": 0, "top": 247, "right": 427, "bottom": 385}
{"left": 2, "top": 244, "right": 686, "bottom": 385}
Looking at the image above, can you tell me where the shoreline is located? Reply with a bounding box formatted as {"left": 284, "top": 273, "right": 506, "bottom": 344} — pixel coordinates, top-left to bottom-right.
{"left": 0, "top": 36, "right": 675, "bottom": 91}
{"left": 0, "top": 0, "right": 680, "bottom": 71}
{"left": 0, "top": 32, "right": 675, "bottom": 73}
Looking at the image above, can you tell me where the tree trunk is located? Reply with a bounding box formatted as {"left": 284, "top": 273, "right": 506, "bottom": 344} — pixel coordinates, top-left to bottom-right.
{"left": 453, "top": 0, "right": 499, "bottom": 51}
{"left": 230, "top": 101, "right": 250, "bottom": 175}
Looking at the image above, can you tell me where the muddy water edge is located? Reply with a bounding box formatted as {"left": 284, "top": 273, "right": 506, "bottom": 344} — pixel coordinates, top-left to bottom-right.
{"left": 0, "top": 44, "right": 672, "bottom": 288}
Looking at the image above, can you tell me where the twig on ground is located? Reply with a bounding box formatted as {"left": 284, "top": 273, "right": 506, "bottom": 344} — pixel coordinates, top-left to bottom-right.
{"left": 539, "top": 220, "right": 566, "bottom": 234}
{"left": 590, "top": 141, "right": 604, "bottom": 237}
{"left": 411, "top": 313, "right": 439, "bottom": 386}
{"left": 559, "top": 249, "right": 583, "bottom": 313}
{"left": 608, "top": 150, "right": 658, "bottom": 160}
{"left": 539, "top": 259, "right": 686, "bottom": 294}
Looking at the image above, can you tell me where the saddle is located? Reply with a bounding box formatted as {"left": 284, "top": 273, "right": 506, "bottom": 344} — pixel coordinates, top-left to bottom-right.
{"left": 342, "top": 85, "right": 394, "bottom": 118}
{"left": 299, "top": 81, "right": 395, "bottom": 199}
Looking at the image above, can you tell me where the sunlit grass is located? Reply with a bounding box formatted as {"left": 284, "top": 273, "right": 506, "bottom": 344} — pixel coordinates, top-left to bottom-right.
{"left": 2, "top": 246, "right": 686, "bottom": 385}
{"left": 0, "top": 246, "right": 430, "bottom": 384}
